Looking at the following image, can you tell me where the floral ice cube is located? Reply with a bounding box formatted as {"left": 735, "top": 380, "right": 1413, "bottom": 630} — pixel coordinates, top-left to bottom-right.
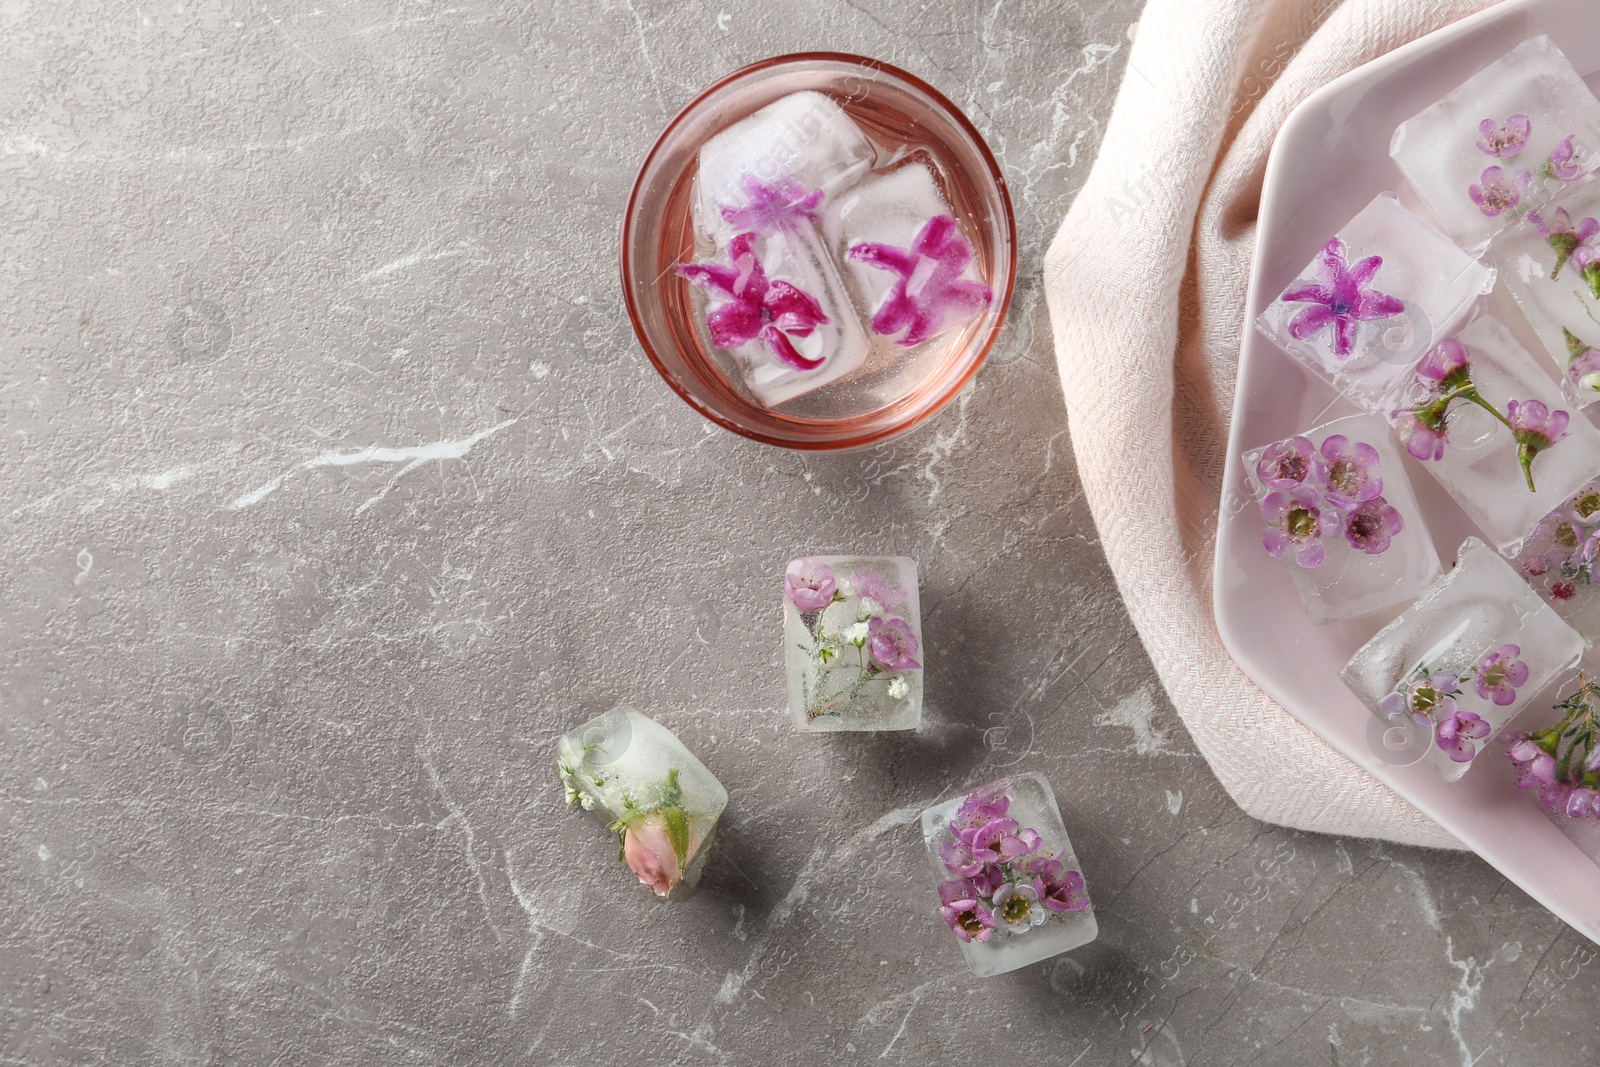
{"left": 1341, "top": 537, "right": 1584, "bottom": 782}
{"left": 693, "top": 90, "right": 875, "bottom": 248}
{"left": 784, "top": 555, "right": 922, "bottom": 731}
{"left": 826, "top": 162, "right": 994, "bottom": 348}
{"left": 556, "top": 707, "right": 727, "bottom": 899}
{"left": 678, "top": 225, "right": 869, "bottom": 408}
{"left": 921, "top": 773, "right": 1096, "bottom": 977}
{"left": 1492, "top": 178, "right": 1600, "bottom": 407}
{"left": 1390, "top": 35, "right": 1600, "bottom": 252}
{"left": 1244, "top": 413, "right": 1440, "bottom": 624}
{"left": 1254, "top": 193, "right": 1494, "bottom": 412}
{"left": 1386, "top": 313, "right": 1600, "bottom": 555}
{"left": 1512, "top": 480, "right": 1600, "bottom": 645}
{"left": 1504, "top": 673, "right": 1600, "bottom": 819}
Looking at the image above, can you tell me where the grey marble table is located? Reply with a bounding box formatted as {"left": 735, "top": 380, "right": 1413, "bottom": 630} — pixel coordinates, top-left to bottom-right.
{"left": 4, "top": 2, "right": 1599, "bottom": 1064}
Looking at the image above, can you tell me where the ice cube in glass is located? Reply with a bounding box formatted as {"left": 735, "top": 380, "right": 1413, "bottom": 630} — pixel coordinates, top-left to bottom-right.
{"left": 1492, "top": 177, "right": 1600, "bottom": 408}
{"left": 556, "top": 707, "right": 727, "bottom": 898}
{"left": 1390, "top": 35, "right": 1600, "bottom": 252}
{"left": 1341, "top": 537, "right": 1584, "bottom": 781}
{"left": 1254, "top": 193, "right": 1493, "bottom": 412}
{"left": 784, "top": 555, "right": 922, "bottom": 731}
{"left": 1244, "top": 413, "right": 1440, "bottom": 623}
{"left": 1512, "top": 480, "right": 1600, "bottom": 644}
{"left": 922, "top": 772, "right": 1096, "bottom": 978}
{"left": 1386, "top": 312, "right": 1600, "bottom": 555}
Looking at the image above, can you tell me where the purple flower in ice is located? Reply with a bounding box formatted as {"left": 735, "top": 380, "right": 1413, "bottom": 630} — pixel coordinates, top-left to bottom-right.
{"left": 676, "top": 232, "right": 829, "bottom": 371}
{"left": 1529, "top": 207, "right": 1600, "bottom": 279}
{"left": 1435, "top": 710, "right": 1491, "bottom": 763}
{"left": 968, "top": 862, "right": 1006, "bottom": 899}
{"left": 1564, "top": 329, "right": 1600, "bottom": 395}
{"left": 1469, "top": 165, "right": 1532, "bottom": 217}
{"left": 1474, "top": 644, "right": 1530, "bottom": 706}
{"left": 938, "top": 880, "right": 997, "bottom": 943}
{"left": 1507, "top": 398, "right": 1570, "bottom": 492}
{"left": 1417, "top": 336, "right": 1472, "bottom": 389}
{"left": 968, "top": 818, "right": 1029, "bottom": 865}
{"left": 1280, "top": 237, "right": 1405, "bottom": 359}
{"left": 718, "top": 173, "right": 825, "bottom": 233}
{"left": 784, "top": 559, "right": 837, "bottom": 611}
{"left": 1342, "top": 497, "right": 1404, "bottom": 555}
{"left": 847, "top": 214, "right": 994, "bottom": 347}
{"left": 1030, "top": 858, "right": 1091, "bottom": 914}
{"left": 1393, "top": 409, "right": 1449, "bottom": 462}
{"left": 949, "top": 790, "right": 1010, "bottom": 837}
{"left": 1476, "top": 114, "right": 1531, "bottom": 158}
{"left": 1507, "top": 736, "right": 1558, "bottom": 793}
{"left": 1260, "top": 484, "right": 1328, "bottom": 568}
{"left": 1255, "top": 435, "right": 1316, "bottom": 490}
{"left": 991, "top": 881, "right": 1047, "bottom": 933}
{"left": 851, "top": 570, "right": 908, "bottom": 612}
{"left": 866, "top": 615, "right": 922, "bottom": 672}
{"left": 1379, "top": 669, "right": 1460, "bottom": 726}
{"left": 1546, "top": 134, "right": 1583, "bottom": 182}
{"left": 938, "top": 836, "right": 986, "bottom": 878}
{"left": 1314, "top": 434, "right": 1383, "bottom": 508}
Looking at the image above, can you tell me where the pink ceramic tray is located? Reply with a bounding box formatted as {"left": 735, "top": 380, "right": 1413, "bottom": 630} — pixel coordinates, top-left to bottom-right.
{"left": 1216, "top": 0, "right": 1600, "bottom": 940}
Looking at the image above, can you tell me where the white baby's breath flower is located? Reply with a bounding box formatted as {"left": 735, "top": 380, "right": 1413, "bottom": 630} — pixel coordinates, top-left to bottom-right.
{"left": 859, "top": 597, "right": 883, "bottom": 620}
{"left": 1582, "top": 371, "right": 1600, "bottom": 393}
{"left": 835, "top": 577, "right": 854, "bottom": 598}
{"left": 843, "top": 621, "right": 870, "bottom": 646}
{"left": 887, "top": 677, "right": 909, "bottom": 700}
{"left": 563, "top": 780, "right": 583, "bottom": 806}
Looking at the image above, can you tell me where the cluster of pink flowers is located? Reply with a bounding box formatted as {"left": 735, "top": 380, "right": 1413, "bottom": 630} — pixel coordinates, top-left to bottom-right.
{"left": 935, "top": 788, "right": 1089, "bottom": 944}
{"left": 1391, "top": 337, "right": 1569, "bottom": 492}
{"left": 1379, "top": 646, "right": 1531, "bottom": 763}
{"left": 1506, "top": 674, "right": 1600, "bottom": 818}
{"left": 1255, "top": 432, "right": 1403, "bottom": 568}
{"left": 1518, "top": 482, "right": 1600, "bottom": 604}
{"left": 677, "top": 174, "right": 994, "bottom": 373}
{"left": 1468, "top": 114, "right": 1582, "bottom": 218}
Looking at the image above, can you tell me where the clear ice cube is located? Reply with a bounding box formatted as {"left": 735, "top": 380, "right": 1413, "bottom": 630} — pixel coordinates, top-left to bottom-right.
{"left": 556, "top": 707, "right": 727, "bottom": 898}
{"left": 825, "top": 162, "right": 991, "bottom": 346}
{"left": 784, "top": 555, "right": 923, "bottom": 731}
{"left": 1386, "top": 312, "right": 1600, "bottom": 555}
{"left": 1512, "top": 480, "right": 1600, "bottom": 645}
{"left": 1243, "top": 413, "right": 1440, "bottom": 624}
{"left": 1255, "top": 193, "right": 1494, "bottom": 412}
{"left": 693, "top": 90, "right": 874, "bottom": 248}
{"left": 921, "top": 772, "right": 1096, "bottom": 978}
{"left": 1391, "top": 35, "right": 1600, "bottom": 253}
{"left": 1341, "top": 537, "right": 1584, "bottom": 781}
{"left": 1492, "top": 177, "right": 1600, "bottom": 408}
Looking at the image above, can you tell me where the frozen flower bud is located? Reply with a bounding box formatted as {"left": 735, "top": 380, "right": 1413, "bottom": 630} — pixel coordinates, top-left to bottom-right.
{"left": 843, "top": 621, "right": 870, "bottom": 646}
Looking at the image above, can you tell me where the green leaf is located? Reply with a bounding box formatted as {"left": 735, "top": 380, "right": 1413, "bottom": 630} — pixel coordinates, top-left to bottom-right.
{"left": 661, "top": 806, "right": 691, "bottom": 867}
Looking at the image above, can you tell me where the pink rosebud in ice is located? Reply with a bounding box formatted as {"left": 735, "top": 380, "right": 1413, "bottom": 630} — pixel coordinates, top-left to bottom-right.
{"left": 622, "top": 812, "right": 697, "bottom": 897}
{"left": 784, "top": 559, "right": 836, "bottom": 611}
{"left": 866, "top": 615, "right": 922, "bottom": 672}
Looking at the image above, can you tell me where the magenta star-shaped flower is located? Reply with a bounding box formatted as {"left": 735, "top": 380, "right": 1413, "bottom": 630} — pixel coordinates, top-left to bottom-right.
{"left": 676, "top": 232, "right": 829, "bottom": 371}
{"left": 718, "top": 174, "right": 825, "bottom": 233}
{"left": 847, "top": 214, "right": 993, "bottom": 347}
{"left": 1281, "top": 237, "right": 1405, "bottom": 358}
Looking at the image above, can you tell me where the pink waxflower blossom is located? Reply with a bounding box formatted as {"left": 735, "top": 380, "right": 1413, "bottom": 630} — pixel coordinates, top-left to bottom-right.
{"left": 1260, "top": 484, "right": 1328, "bottom": 568}
{"left": 1314, "top": 434, "right": 1383, "bottom": 508}
{"left": 1342, "top": 497, "right": 1404, "bottom": 555}
{"left": 1280, "top": 237, "right": 1404, "bottom": 358}
{"left": 991, "top": 882, "right": 1047, "bottom": 933}
{"left": 1393, "top": 410, "right": 1449, "bottom": 462}
{"left": 1507, "top": 398, "right": 1570, "bottom": 492}
{"left": 847, "top": 214, "right": 993, "bottom": 347}
{"left": 1379, "top": 670, "right": 1460, "bottom": 726}
{"left": 1529, "top": 208, "right": 1600, "bottom": 278}
{"left": 866, "top": 615, "right": 921, "bottom": 672}
{"left": 784, "top": 558, "right": 836, "bottom": 611}
{"left": 1548, "top": 134, "right": 1582, "bottom": 181}
{"left": 938, "top": 880, "right": 997, "bottom": 943}
{"left": 1436, "top": 710, "right": 1491, "bottom": 763}
{"left": 851, "top": 570, "right": 908, "bottom": 612}
{"left": 1416, "top": 337, "right": 1471, "bottom": 387}
{"left": 1469, "top": 165, "right": 1532, "bottom": 217}
{"left": 1476, "top": 114, "right": 1531, "bottom": 158}
{"left": 677, "top": 232, "right": 829, "bottom": 371}
{"left": 949, "top": 790, "right": 1010, "bottom": 837}
{"left": 1255, "top": 435, "right": 1316, "bottom": 490}
{"left": 1474, "top": 644, "right": 1530, "bottom": 706}
{"left": 718, "top": 174, "right": 824, "bottom": 233}
{"left": 1031, "top": 860, "right": 1091, "bottom": 913}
